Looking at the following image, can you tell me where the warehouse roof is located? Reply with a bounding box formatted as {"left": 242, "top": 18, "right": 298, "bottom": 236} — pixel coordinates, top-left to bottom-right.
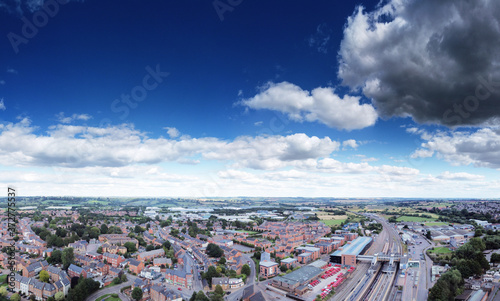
{"left": 332, "top": 237, "right": 372, "bottom": 257}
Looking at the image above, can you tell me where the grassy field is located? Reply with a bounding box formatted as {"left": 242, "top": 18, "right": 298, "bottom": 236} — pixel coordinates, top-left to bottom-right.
{"left": 41, "top": 199, "right": 69, "bottom": 204}
{"left": 428, "top": 246, "right": 452, "bottom": 254}
{"left": 88, "top": 200, "right": 110, "bottom": 205}
{"left": 96, "top": 294, "right": 122, "bottom": 301}
{"left": 317, "top": 214, "right": 348, "bottom": 220}
{"left": 425, "top": 222, "right": 448, "bottom": 226}
{"left": 0, "top": 274, "right": 7, "bottom": 288}
{"left": 236, "top": 230, "right": 258, "bottom": 234}
{"left": 396, "top": 216, "right": 437, "bottom": 222}
{"left": 321, "top": 219, "right": 346, "bottom": 226}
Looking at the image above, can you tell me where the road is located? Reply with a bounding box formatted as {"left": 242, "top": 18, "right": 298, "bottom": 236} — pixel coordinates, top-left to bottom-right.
{"left": 86, "top": 274, "right": 138, "bottom": 301}
{"left": 226, "top": 253, "right": 256, "bottom": 301}
{"left": 185, "top": 254, "right": 203, "bottom": 292}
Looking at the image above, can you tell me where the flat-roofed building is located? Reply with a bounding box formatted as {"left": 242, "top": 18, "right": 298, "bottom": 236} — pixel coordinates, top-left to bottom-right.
{"left": 271, "top": 265, "right": 323, "bottom": 295}
{"left": 259, "top": 261, "right": 279, "bottom": 278}
{"left": 330, "top": 237, "right": 372, "bottom": 266}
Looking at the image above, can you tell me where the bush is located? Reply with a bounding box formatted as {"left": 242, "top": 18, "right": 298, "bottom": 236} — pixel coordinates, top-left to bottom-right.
{"left": 121, "top": 285, "right": 131, "bottom": 293}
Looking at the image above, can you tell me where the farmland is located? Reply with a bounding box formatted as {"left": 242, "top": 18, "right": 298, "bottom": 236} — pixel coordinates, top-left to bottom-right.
{"left": 396, "top": 215, "right": 437, "bottom": 222}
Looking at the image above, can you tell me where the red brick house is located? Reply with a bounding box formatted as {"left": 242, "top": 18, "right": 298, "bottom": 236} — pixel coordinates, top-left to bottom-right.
{"left": 103, "top": 252, "right": 125, "bottom": 268}
{"left": 128, "top": 259, "right": 145, "bottom": 275}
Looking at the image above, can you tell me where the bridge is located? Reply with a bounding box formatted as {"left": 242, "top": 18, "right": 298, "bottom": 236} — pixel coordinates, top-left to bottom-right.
{"left": 357, "top": 253, "right": 406, "bottom": 267}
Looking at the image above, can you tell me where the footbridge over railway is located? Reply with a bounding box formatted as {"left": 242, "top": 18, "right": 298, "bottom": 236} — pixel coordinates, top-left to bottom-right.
{"left": 357, "top": 253, "right": 407, "bottom": 268}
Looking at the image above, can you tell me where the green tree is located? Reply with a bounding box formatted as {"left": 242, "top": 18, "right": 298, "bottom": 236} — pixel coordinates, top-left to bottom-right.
{"left": 241, "top": 264, "right": 251, "bottom": 277}
{"left": 428, "top": 269, "right": 463, "bottom": 301}
{"left": 491, "top": 253, "right": 500, "bottom": 263}
{"left": 100, "top": 224, "right": 108, "bottom": 234}
{"left": 54, "top": 291, "right": 65, "bottom": 301}
{"left": 206, "top": 243, "right": 224, "bottom": 258}
{"left": 190, "top": 292, "right": 197, "bottom": 301}
{"left": 425, "top": 231, "right": 432, "bottom": 240}
{"left": 195, "top": 290, "right": 210, "bottom": 301}
{"left": 124, "top": 242, "right": 137, "bottom": 253}
{"left": 89, "top": 226, "right": 100, "bottom": 239}
{"left": 39, "top": 270, "right": 50, "bottom": 282}
{"left": 469, "top": 237, "right": 486, "bottom": 252}
{"left": 214, "top": 284, "right": 224, "bottom": 296}
{"left": 62, "top": 247, "right": 75, "bottom": 270}
{"left": 0, "top": 286, "right": 7, "bottom": 296}
{"left": 10, "top": 293, "right": 21, "bottom": 301}
{"left": 205, "top": 266, "right": 219, "bottom": 287}
{"left": 132, "top": 287, "right": 143, "bottom": 301}
{"left": 218, "top": 257, "right": 226, "bottom": 265}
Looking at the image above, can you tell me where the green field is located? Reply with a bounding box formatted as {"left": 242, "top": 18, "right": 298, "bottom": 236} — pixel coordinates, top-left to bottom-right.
{"left": 321, "top": 219, "right": 345, "bottom": 226}
{"left": 236, "top": 230, "right": 258, "bottom": 234}
{"left": 42, "top": 199, "right": 69, "bottom": 204}
{"left": 425, "top": 222, "right": 448, "bottom": 226}
{"left": 396, "top": 216, "right": 436, "bottom": 222}
{"left": 88, "top": 200, "right": 110, "bottom": 205}
{"left": 95, "top": 294, "right": 122, "bottom": 301}
{"left": 428, "top": 246, "right": 452, "bottom": 254}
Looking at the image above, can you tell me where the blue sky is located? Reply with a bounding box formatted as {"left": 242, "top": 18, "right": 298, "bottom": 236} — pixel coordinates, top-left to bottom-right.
{"left": 1, "top": 0, "right": 500, "bottom": 197}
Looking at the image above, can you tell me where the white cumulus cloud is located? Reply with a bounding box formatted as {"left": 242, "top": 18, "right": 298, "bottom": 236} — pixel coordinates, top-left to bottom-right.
{"left": 241, "top": 82, "right": 378, "bottom": 130}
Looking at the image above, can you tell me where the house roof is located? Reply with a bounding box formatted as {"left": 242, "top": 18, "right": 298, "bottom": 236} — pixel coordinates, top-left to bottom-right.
{"left": 68, "top": 264, "right": 84, "bottom": 274}
{"left": 33, "top": 280, "right": 45, "bottom": 290}
{"left": 259, "top": 261, "right": 279, "bottom": 267}
{"left": 128, "top": 259, "right": 141, "bottom": 267}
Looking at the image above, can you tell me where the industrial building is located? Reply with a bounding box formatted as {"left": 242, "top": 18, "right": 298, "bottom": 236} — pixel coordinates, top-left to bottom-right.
{"left": 271, "top": 264, "right": 324, "bottom": 295}
{"left": 330, "top": 236, "right": 372, "bottom": 266}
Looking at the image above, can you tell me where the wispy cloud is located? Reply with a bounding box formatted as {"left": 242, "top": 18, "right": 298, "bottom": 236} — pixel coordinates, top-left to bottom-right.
{"left": 342, "top": 139, "right": 358, "bottom": 150}
{"left": 56, "top": 112, "right": 92, "bottom": 124}
{"left": 164, "top": 127, "right": 180, "bottom": 138}
{"left": 308, "top": 23, "right": 332, "bottom": 54}
{"left": 0, "top": 98, "right": 5, "bottom": 111}
{"left": 6, "top": 68, "right": 17, "bottom": 74}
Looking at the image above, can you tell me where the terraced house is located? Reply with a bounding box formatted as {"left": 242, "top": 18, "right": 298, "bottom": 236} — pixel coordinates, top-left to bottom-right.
{"left": 164, "top": 268, "right": 193, "bottom": 289}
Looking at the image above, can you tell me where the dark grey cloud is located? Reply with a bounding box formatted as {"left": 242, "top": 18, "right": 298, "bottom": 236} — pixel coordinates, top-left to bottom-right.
{"left": 338, "top": 0, "right": 500, "bottom": 127}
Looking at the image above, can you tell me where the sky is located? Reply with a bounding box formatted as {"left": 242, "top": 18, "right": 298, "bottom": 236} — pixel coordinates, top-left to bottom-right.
{"left": 0, "top": 0, "right": 499, "bottom": 198}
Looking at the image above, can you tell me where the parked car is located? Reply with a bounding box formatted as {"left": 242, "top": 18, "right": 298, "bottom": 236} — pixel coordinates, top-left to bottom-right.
{"left": 178, "top": 288, "right": 182, "bottom": 291}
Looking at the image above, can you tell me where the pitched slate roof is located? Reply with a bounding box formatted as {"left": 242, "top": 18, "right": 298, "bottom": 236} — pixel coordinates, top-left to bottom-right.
{"left": 68, "top": 264, "right": 84, "bottom": 274}
{"left": 33, "top": 279, "right": 45, "bottom": 290}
